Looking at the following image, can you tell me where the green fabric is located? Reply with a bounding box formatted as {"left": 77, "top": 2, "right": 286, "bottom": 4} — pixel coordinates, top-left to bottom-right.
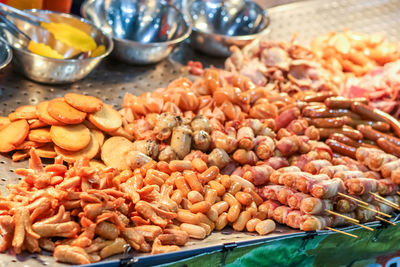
{"left": 162, "top": 225, "right": 400, "bottom": 267}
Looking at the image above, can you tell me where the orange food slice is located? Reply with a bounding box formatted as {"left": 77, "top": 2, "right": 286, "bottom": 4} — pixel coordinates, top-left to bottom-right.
{"left": 91, "top": 129, "right": 105, "bottom": 147}
{"left": 28, "top": 128, "right": 52, "bottom": 143}
{"left": 50, "top": 124, "right": 91, "bottom": 151}
{"left": 35, "top": 143, "right": 57, "bottom": 158}
{"left": 37, "top": 101, "right": 66, "bottom": 126}
{"left": 89, "top": 159, "right": 107, "bottom": 170}
{"left": 64, "top": 93, "right": 103, "bottom": 113}
{"left": 0, "top": 117, "right": 10, "bottom": 130}
{"left": 12, "top": 150, "right": 29, "bottom": 162}
{"left": 28, "top": 119, "right": 48, "bottom": 129}
{"left": 88, "top": 104, "right": 122, "bottom": 132}
{"left": 55, "top": 133, "right": 99, "bottom": 163}
{"left": 14, "top": 105, "right": 38, "bottom": 120}
{"left": 109, "top": 127, "right": 134, "bottom": 141}
{"left": 0, "top": 120, "right": 29, "bottom": 152}
{"left": 47, "top": 99, "right": 86, "bottom": 124}
{"left": 101, "top": 136, "right": 134, "bottom": 170}
{"left": 15, "top": 141, "right": 45, "bottom": 150}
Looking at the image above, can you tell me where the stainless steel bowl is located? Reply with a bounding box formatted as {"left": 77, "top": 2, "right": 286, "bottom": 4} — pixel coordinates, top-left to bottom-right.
{"left": 0, "top": 10, "right": 113, "bottom": 84}
{"left": 0, "top": 40, "right": 12, "bottom": 70}
{"left": 81, "top": 0, "right": 192, "bottom": 65}
{"left": 189, "top": 0, "right": 270, "bottom": 57}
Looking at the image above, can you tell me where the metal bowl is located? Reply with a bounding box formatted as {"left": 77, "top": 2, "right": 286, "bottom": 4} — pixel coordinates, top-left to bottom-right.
{"left": 189, "top": 0, "right": 270, "bottom": 57}
{"left": 81, "top": 0, "right": 192, "bottom": 65}
{"left": 0, "top": 9, "right": 113, "bottom": 84}
{"left": 0, "top": 40, "right": 12, "bottom": 70}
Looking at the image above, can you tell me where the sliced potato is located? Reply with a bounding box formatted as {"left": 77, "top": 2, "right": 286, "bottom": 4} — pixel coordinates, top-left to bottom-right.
{"left": 13, "top": 105, "right": 38, "bottom": 120}
{"left": 88, "top": 104, "right": 122, "bottom": 132}
{"left": 64, "top": 93, "right": 103, "bottom": 113}
{"left": 15, "top": 141, "right": 45, "bottom": 150}
{"left": 47, "top": 99, "right": 86, "bottom": 124}
{"left": 0, "top": 120, "right": 29, "bottom": 152}
{"left": 28, "top": 119, "right": 48, "bottom": 129}
{"left": 101, "top": 136, "right": 134, "bottom": 170}
{"left": 28, "top": 128, "right": 52, "bottom": 143}
{"left": 35, "top": 143, "right": 57, "bottom": 158}
{"left": 37, "top": 101, "right": 66, "bottom": 126}
{"left": 55, "top": 133, "right": 99, "bottom": 163}
{"left": 0, "top": 117, "right": 10, "bottom": 130}
{"left": 12, "top": 150, "right": 29, "bottom": 162}
{"left": 91, "top": 129, "right": 105, "bottom": 147}
{"left": 89, "top": 159, "right": 107, "bottom": 170}
{"left": 50, "top": 124, "right": 91, "bottom": 152}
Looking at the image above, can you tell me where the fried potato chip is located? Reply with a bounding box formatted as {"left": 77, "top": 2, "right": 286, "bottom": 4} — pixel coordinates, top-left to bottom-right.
{"left": 64, "top": 93, "right": 103, "bottom": 113}
{"left": 47, "top": 99, "right": 86, "bottom": 124}
{"left": 50, "top": 124, "right": 91, "bottom": 152}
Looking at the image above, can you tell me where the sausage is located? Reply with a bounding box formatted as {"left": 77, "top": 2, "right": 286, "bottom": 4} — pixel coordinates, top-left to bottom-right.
{"left": 304, "top": 92, "right": 335, "bottom": 103}
{"left": 306, "top": 116, "right": 350, "bottom": 128}
{"left": 324, "top": 96, "right": 368, "bottom": 109}
{"left": 351, "top": 102, "right": 386, "bottom": 122}
{"left": 357, "top": 125, "right": 400, "bottom": 146}
{"left": 377, "top": 138, "right": 400, "bottom": 157}
{"left": 318, "top": 127, "right": 363, "bottom": 140}
{"left": 347, "top": 119, "right": 390, "bottom": 132}
{"left": 303, "top": 107, "right": 361, "bottom": 119}
{"left": 325, "top": 139, "right": 356, "bottom": 158}
{"left": 329, "top": 133, "right": 360, "bottom": 147}
{"left": 374, "top": 108, "right": 400, "bottom": 138}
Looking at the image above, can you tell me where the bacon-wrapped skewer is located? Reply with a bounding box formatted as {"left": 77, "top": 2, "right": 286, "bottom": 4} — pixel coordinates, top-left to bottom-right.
{"left": 345, "top": 178, "right": 378, "bottom": 195}
{"left": 310, "top": 178, "right": 345, "bottom": 199}
{"left": 269, "top": 166, "right": 301, "bottom": 184}
{"left": 334, "top": 196, "right": 358, "bottom": 213}
{"left": 272, "top": 206, "right": 292, "bottom": 224}
{"left": 356, "top": 147, "right": 397, "bottom": 171}
{"left": 300, "top": 197, "right": 333, "bottom": 215}
{"left": 279, "top": 171, "right": 314, "bottom": 188}
{"left": 256, "top": 185, "right": 285, "bottom": 201}
{"left": 286, "top": 210, "right": 304, "bottom": 229}
{"left": 381, "top": 159, "right": 400, "bottom": 178}
{"left": 319, "top": 165, "right": 350, "bottom": 178}
{"left": 377, "top": 179, "right": 399, "bottom": 196}
{"left": 304, "top": 159, "right": 332, "bottom": 175}
{"left": 276, "top": 187, "right": 296, "bottom": 205}
{"left": 300, "top": 215, "right": 333, "bottom": 231}
{"left": 288, "top": 192, "right": 310, "bottom": 209}
{"left": 258, "top": 200, "right": 281, "bottom": 219}
{"left": 333, "top": 170, "right": 364, "bottom": 181}
{"left": 295, "top": 174, "right": 330, "bottom": 193}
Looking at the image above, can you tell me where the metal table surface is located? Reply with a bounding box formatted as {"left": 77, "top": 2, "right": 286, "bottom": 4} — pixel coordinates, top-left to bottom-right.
{"left": 0, "top": 0, "right": 400, "bottom": 266}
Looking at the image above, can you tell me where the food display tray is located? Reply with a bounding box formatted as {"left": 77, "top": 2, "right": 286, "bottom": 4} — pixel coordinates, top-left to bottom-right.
{"left": 0, "top": 0, "right": 400, "bottom": 266}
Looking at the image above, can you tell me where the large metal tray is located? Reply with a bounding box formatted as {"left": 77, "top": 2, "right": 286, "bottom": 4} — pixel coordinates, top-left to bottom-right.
{"left": 0, "top": 0, "right": 400, "bottom": 266}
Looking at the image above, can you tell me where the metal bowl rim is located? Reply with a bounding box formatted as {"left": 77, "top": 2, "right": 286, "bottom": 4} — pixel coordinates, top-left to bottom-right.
{"left": 0, "top": 41, "right": 13, "bottom": 70}
{"left": 189, "top": 1, "right": 270, "bottom": 41}
{"left": 80, "top": 0, "right": 192, "bottom": 47}
{"left": 2, "top": 8, "right": 114, "bottom": 63}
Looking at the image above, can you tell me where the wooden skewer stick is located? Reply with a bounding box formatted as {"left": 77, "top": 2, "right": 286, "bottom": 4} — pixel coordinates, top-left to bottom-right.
{"left": 325, "top": 227, "right": 358, "bottom": 238}
{"left": 373, "top": 198, "right": 400, "bottom": 211}
{"left": 370, "top": 192, "right": 400, "bottom": 208}
{"left": 351, "top": 222, "right": 374, "bottom": 231}
{"left": 376, "top": 216, "right": 396, "bottom": 226}
{"left": 338, "top": 192, "right": 369, "bottom": 206}
{"left": 358, "top": 204, "right": 392, "bottom": 218}
{"left": 325, "top": 209, "right": 359, "bottom": 224}
{"left": 397, "top": 191, "right": 400, "bottom": 196}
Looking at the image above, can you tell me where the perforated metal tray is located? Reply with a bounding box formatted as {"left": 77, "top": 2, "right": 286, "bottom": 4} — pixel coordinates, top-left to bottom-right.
{"left": 0, "top": 0, "right": 400, "bottom": 266}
